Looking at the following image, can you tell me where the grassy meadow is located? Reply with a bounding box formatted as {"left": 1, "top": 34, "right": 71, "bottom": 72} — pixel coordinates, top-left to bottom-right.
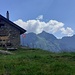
{"left": 0, "top": 48, "right": 75, "bottom": 75}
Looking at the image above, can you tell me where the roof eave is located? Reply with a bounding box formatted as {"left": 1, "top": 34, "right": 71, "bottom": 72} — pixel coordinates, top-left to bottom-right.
{"left": 0, "top": 14, "right": 26, "bottom": 34}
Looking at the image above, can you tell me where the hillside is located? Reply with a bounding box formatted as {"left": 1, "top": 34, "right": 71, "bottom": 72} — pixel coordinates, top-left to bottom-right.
{"left": 21, "top": 31, "right": 75, "bottom": 52}
{"left": 0, "top": 48, "right": 75, "bottom": 75}
{"left": 21, "top": 31, "right": 61, "bottom": 52}
{"left": 59, "top": 35, "right": 75, "bottom": 51}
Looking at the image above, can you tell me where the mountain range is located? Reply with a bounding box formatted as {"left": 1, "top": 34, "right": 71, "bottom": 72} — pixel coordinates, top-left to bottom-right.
{"left": 20, "top": 31, "right": 75, "bottom": 52}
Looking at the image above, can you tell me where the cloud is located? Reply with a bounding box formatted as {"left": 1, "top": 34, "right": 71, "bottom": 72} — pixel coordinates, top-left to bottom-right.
{"left": 14, "top": 16, "right": 74, "bottom": 37}
{"left": 45, "top": 20, "right": 64, "bottom": 33}
{"left": 60, "top": 27, "right": 74, "bottom": 36}
{"left": 36, "top": 15, "right": 43, "bottom": 20}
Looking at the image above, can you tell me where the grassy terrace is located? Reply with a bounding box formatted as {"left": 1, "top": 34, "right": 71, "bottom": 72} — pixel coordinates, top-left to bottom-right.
{"left": 0, "top": 48, "right": 75, "bottom": 75}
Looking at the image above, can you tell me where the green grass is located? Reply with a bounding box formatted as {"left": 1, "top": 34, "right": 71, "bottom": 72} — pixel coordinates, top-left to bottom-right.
{"left": 0, "top": 48, "right": 75, "bottom": 75}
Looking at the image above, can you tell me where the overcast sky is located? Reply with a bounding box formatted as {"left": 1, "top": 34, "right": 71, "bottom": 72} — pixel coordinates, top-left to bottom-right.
{"left": 0, "top": 0, "right": 75, "bottom": 38}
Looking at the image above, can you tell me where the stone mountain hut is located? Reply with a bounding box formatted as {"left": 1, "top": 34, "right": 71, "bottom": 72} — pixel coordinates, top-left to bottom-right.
{"left": 0, "top": 11, "right": 26, "bottom": 48}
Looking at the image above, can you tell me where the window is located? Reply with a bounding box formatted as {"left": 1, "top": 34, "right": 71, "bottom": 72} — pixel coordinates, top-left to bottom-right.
{"left": 0, "top": 24, "right": 5, "bottom": 28}
{"left": 0, "top": 18, "right": 2, "bottom": 22}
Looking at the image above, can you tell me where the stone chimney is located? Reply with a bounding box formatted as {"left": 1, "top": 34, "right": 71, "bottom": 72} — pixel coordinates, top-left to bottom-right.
{"left": 6, "top": 11, "right": 9, "bottom": 20}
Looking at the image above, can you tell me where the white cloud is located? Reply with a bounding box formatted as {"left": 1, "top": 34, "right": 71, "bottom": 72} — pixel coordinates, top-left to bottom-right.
{"left": 36, "top": 15, "right": 43, "bottom": 20}
{"left": 45, "top": 20, "right": 64, "bottom": 33}
{"left": 60, "top": 27, "right": 74, "bottom": 36}
{"left": 14, "top": 16, "right": 74, "bottom": 37}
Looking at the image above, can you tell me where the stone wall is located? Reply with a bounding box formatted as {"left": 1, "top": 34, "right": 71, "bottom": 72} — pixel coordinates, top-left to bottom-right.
{"left": 0, "top": 19, "right": 20, "bottom": 47}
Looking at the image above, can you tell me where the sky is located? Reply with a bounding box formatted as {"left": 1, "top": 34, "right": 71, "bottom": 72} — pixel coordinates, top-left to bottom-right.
{"left": 0, "top": 0, "right": 75, "bottom": 38}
